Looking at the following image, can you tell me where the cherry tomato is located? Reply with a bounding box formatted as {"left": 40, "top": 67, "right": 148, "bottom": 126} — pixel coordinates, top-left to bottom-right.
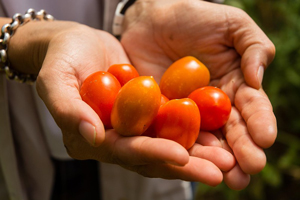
{"left": 160, "top": 56, "right": 210, "bottom": 99}
{"left": 188, "top": 86, "right": 231, "bottom": 131}
{"left": 154, "top": 98, "right": 201, "bottom": 150}
{"left": 159, "top": 94, "right": 169, "bottom": 106}
{"left": 111, "top": 76, "right": 161, "bottom": 136}
{"left": 142, "top": 94, "right": 169, "bottom": 138}
{"left": 80, "top": 71, "right": 121, "bottom": 128}
{"left": 107, "top": 63, "right": 139, "bottom": 86}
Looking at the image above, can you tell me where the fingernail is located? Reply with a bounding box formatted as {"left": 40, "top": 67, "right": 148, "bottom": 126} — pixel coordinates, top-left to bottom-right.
{"left": 79, "top": 121, "right": 97, "bottom": 146}
{"left": 257, "top": 66, "right": 264, "bottom": 86}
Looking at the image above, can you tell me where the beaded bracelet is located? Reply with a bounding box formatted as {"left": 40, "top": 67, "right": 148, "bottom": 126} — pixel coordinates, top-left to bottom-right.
{"left": 0, "top": 9, "right": 54, "bottom": 84}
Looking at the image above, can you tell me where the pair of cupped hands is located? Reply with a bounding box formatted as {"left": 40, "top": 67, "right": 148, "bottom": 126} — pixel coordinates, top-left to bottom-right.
{"left": 9, "top": 0, "right": 277, "bottom": 190}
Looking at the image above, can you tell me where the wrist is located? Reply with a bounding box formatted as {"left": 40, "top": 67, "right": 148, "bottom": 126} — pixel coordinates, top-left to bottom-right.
{"left": 8, "top": 20, "right": 80, "bottom": 77}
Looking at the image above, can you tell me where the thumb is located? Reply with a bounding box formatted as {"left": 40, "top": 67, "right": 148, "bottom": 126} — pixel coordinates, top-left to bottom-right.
{"left": 230, "top": 8, "right": 275, "bottom": 89}
{"left": 240, "top": 43, "right": 275, "bottom": 89}
{"left": 36, "top": 62, "right": 105, "bottom": 147}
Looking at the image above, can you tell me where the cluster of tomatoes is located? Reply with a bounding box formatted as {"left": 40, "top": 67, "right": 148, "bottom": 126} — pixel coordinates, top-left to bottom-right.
{"left": 80, "top": 56, "right": 231, "bottom": 150}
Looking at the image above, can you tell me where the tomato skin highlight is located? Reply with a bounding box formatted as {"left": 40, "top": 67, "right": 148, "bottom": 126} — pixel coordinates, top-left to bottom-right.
{"left": 80, "top": 71, "right": 121, "bottom": 128}
{"left": 111, "top": 76, "right": 161, "bottom": 136}
{"left": 160, "top": 56, "right": 210, "bottom": 100}
{"left": 107, "top": 63, "right": 139, "bottom": 86}
{"left": 154, "top": 98, "right": 201, "bottom": 150}
{"left": 188, "top": 86, "right": 231, "bottom": 131}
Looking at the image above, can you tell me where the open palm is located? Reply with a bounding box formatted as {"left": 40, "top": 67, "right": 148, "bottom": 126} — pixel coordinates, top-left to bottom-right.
{"left": 121, "top": 0, "right": 277, "bottom": 190}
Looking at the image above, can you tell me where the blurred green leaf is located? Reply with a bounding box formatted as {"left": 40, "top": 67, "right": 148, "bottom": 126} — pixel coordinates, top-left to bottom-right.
{"left": 261, "top": 163, "right": 282, "bottom": 187}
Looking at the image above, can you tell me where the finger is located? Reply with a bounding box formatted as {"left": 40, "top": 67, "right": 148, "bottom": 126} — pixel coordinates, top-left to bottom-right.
{"left": 235, "top": 84, "right": 277, "bottom": 148}
{"left": 229, "top": 7, "right": 275, "bottom": 89}
{"left": 241, "top": 44, "right": 275, "bottom": 89}
{"left": 108, "top": 130, "right": 189, "bottom": 166}
{"left": 219, "top": 135, "right": 234, "bottom": 154}
{"left": 197, "top": 131, "right": 222, "bottom": 147}
{"left": 223, "top": 107, "right": 266, "bottom": 174}
{"left": 189, "top": 144, "right": 235, "bottom": 172}
{"left": 197, "top": 130, "right": 234, "bottom": 154}
{"left": 223, "top": 164, "right": 251, "bottom": 190}
{"left": 127, "top": 157, "right": 223, "bottom": 187}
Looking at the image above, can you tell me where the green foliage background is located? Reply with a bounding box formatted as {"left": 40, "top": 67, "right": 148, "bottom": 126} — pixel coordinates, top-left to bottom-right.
{"left": 195, "top": 0, "right": 300, "bottom": 199}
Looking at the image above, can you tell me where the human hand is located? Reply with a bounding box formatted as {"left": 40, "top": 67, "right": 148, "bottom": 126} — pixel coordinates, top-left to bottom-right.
{"left": 8, "top": 20, "right": 234, "bottom": 186}
{"left": 121, "top": 0, "right": 277, "bottom": 190}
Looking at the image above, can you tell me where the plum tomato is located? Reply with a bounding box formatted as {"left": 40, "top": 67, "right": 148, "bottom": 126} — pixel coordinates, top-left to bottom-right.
{"left": 107, "top": 63, "right": 139, "bottom": 86}
{"left": 154, "top": 98, "right": 201, "bottom": 150}
{"left": 80, "top": 71, "right": 121, "bottom": 128}
{"left": 111, "top": 76, "right": 161, "bottom": 136}
{"left": 188, "top": 86, "right": 231, "bottom": 131}
{"left": 142, "top": 94, "right": 169, "bottom": 138}
{"left": 159, "top": 56, "right": 210, "bottom": 100}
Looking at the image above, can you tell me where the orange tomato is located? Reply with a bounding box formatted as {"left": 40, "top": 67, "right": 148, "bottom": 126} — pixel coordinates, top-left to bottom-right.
{"left": 154, "top": 98, "right": 201, "bottom": 149}
{"left": 111, "top": 76, "right": 161, "bottom": 136}
{"left": 160, "top": 56, "right": 210, "bottom": 99}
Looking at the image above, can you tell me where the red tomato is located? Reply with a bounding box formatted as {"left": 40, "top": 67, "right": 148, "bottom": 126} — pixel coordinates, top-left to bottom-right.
{"left": 107, "top": 63, "right": 139, "bottom": 86}
{"left": 188, "top": 86, "right": 231, "bottom": 131}
{"left": 142, "top": 94, "right": 169, "bottom": 138}
{"left": 160, "top": 56, "right": 210, "bottom": 99}
{"left": 111, "top": 76, "right": 161, "bottom": 136}
{"left": 80, "top": 71, "right": 121, "bottom": 128}
{"left": 154, "top": 98, "right": 200, "bottom": 150}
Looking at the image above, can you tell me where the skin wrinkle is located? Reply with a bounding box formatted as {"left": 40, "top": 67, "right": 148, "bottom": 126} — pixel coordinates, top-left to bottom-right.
{"left": 224, "top": 109, "right": 245, "bottom": 150}
{"left": 123, "top": 3, "right": 168, "bottom": 67}
{"left": 223, "top": 6, "right": 234, "bottom": 48}
{"left": 107, "top": 132, "right": 129, "bottom": 166}
{"left": 131, "top": 137, "right": 154, "bottom": 165}
{"left": 48, "top": 27, "right": 106, "bottom": 81}
{"left": 34, "top": 38, "right": 49, "bottom": 73}
{"left": 147, "top": 2, "right": 181, "bottom": 61}
{"left": 224, "top": 107, "right": 266, "bottom": 174}
{"left": 239, "top": 138, "right": 266, "bottom": 174}
{"left": 203, "top": 7, "right": 240, "bottom": 81}
{"left": 210, "top": 69, "right": 244, "bottom": 105}
{"left": 160, "top": 7, "right": 182, "bottom": 60}
{"left": 189, "top": 145, "right": 234, "bottom": 172}
{"left": 229, "top": 9, "right": 258, "bottom": 56}
{"left": 241, "top": 98, "right": 272, "bottom": 125}
{"left": 235, "top": 86, "right": 273, "bottom": 125}
{"left": 225, "top": 108, "right": 245, "bottom": 136}
{"left": 113, "top": 136, "right": 149, "bottom": 167}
